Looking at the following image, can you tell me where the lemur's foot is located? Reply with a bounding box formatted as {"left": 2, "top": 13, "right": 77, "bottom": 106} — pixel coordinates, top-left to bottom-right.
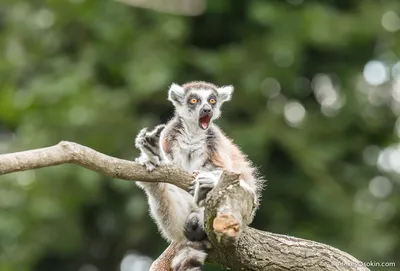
{"left": 135, "top": 125, "right": 165, "bottom": 148}
{"left": 134, "top": 124, "right": 166, "bottom": 172}
{"left": 135, "top": 156, "right": 157, "bottom": 172}
{"left": 189, "top": 171, "right": 220, "bottom": 207}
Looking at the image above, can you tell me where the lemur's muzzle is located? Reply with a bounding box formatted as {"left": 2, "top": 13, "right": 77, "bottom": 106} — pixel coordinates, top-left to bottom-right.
{"left": 199, "top": 105, "right": 212, "bottom": 130}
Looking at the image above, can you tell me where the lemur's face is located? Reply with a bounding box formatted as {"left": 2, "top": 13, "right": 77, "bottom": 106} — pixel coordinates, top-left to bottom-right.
{"left": 168, "top": 82, "right": 233, "bottom": 130}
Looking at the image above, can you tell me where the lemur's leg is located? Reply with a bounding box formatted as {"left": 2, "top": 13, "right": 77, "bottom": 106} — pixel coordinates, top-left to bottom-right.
{"left": 134, "top": 125, "right": 193, "bottom": 242}
{"left": 171, "top": 171, "right": 222, "bottom": 271}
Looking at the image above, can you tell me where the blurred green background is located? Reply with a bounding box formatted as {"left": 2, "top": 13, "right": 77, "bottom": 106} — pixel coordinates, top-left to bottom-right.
{"left": 1, "top": 0, "right": 400, "bottom": 270}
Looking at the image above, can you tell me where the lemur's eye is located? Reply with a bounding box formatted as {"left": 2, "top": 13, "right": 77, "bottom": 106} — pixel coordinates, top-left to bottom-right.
{"left": 209, "top": 98, "right": 216, "bottom": 104}
{"left": 189, "top": 98, "right": 197, "bottom": 104}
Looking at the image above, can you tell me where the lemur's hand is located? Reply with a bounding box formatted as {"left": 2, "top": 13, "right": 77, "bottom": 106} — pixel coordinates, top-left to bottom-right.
{"left": 134, "top": 124, "right": 166, "bottom": 172}
{"left": 189, "top": 170, "right": 221, "bottom": 207}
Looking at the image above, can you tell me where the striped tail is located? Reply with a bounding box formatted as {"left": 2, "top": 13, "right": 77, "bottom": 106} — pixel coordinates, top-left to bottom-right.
{"left": 171, "top": 246, "right": 207, "bottom": 271}
{"left": 171, "top": 211, "right": 210, "bottom": 271}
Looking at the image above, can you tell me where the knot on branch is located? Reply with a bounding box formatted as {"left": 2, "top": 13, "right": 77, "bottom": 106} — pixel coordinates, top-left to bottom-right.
{"left": 58, "top": 141, "right": 81, "bottom": 161}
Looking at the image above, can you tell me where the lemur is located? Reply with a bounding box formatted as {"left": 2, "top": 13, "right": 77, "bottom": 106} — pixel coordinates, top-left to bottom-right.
{"left": 134, "top": 81, "right": 263, "bottom": 271}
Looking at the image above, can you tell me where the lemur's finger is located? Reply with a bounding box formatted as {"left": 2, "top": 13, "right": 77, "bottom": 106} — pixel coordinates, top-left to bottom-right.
{"left": 154, "top": 124, "right": 166, "bottom": 137}
{"left": 134, "top": 128, "right": 148, "bottom": 147}
{"left": 188, "top": 182, "right": 196, "bottom": 195}
{"left": 192, "top": 171, "right": 200, "bottom": 179}
{"left": 196, "top": 174, "right": 214, "bottom": 178}
{"left": 198, "top": 183, "right": 215, "bottom": 190}
{"left": 195, "top": 181, "right": 215, "bottom": 204}
{"left": 137, "top": 127, "right": 148, "bottom": 137}
{"left": 196, "top": 177, "right": 215, "bottom": 183}
{"left": 135, "top": 158, "right": 145, "bottom": 165}
{"left": 145, "top": 161, "right": 156, "bottom": 172}
{"left": 196, "top": 172, "right": 215, "bottom": 178}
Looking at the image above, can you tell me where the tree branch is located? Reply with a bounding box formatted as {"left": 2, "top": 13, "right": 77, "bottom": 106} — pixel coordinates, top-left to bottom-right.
{"left": 149, "top": 243, "right": 180, "bottom": 271}
{"left": 0, "top": 142, "right": 369, "bottom": 271}
{"left": 0, "top": 141, "right": 192, "bottom": 191}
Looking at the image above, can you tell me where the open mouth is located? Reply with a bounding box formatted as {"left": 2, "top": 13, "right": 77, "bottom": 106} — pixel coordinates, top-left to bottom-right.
{"left": 199, "top": 114, "right": 211, "bottom": 130}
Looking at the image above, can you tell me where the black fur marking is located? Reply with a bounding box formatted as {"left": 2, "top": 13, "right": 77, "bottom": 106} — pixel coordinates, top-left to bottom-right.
{"left": 184, "top": 212, "right": 207, "bottom": 241}
{"left": 186, "top": 259, "right": 203, "bottom": 269}
{"left": 166, "top": 117, "right": 183, "bottom": 149}
{"left": 187, "top": 94, "right": 200, "bottom": 112}
{"left": 206, "top": 128, "right": 218, "bottom": 153}
{"left": 208, "top": 94, "right": 217, "bottom": 108}
{"left": 154, "top": 125, "right": 165, "bottom": 137}
{"left": 175, "top": 117, "right": 184, "bottom": 130}
{"left": 202, "top": 158, "right": 211, "bottom": 168}
{"left": 210, "top": 88, "right": 218, "bottom": 97}
{"left": 144, "top": 145, "right": 161, "bottom": 160}
{"left": 173, "top": 255, "right": 204, "bottom": 271}
{"left": 173, "top": 117, "right": 184, "bottom": 138}
{"left": 145, "top": 135, "right": 157, "bottom": 146}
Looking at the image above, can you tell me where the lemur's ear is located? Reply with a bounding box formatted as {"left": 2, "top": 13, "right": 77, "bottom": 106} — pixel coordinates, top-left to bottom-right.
{"left": 168, "top": 83, "right": 185, "bottom": 106}
{"left": 217, "top": 85, "right": 234, "bottom": 103}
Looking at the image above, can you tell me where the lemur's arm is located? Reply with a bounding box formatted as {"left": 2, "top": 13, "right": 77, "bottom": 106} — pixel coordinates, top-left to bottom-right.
{"left": 135, "top": 125, "right": 194, "bottom": 242}
{"left": 189, "top": 170, "right": 222, "bottom": 207}
{"left": 189, "top": 133, "right": 261, "bottom": 218}
{"left": 190, "top": 144, "right": 264, "bottom": 227}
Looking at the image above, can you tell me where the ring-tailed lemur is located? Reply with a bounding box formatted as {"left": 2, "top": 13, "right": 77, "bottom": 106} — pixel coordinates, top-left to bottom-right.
{"left": 135, "top": 81, "right": 263, "bottom": 271}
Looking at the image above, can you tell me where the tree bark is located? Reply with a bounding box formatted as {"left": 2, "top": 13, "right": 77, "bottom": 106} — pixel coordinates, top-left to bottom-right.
{"left": 149, "top": 243, "right": 180, "bottom": 271}
{"left": 0, "top": 141, "right": 370, "bottom": 271}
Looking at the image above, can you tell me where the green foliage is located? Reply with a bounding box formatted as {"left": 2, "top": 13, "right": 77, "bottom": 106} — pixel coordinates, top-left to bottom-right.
{"left": 0, "top": 0, "right": 400, "bottom": 270}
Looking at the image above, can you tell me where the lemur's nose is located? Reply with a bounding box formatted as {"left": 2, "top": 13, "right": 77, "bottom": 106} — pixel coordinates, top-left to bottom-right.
{"left": 201, "top": 105, "right": 212, "bottom": 114}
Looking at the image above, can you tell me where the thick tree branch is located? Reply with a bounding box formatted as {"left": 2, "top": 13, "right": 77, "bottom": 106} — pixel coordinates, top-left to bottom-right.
{"left": 204, "top": 172, "right": 370, "bottom": 271}
{"left": 0, "top": 141, "right": 192, "bottom": 191}
{"left": 0, "top": 142, "right": 369, "bottom": 271}
{"left": 149, "top": 243, "right": 180, "bottom": 271}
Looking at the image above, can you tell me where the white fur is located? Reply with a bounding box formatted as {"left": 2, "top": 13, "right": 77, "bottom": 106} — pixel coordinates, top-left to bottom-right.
{"left": 170, "top": 118, "right": 209, "bottom": 172}
{"left": 217, "top": 85, "right": 234, "bottom": 102}
{"left": 168, "top": 83, "right": 185, "bottom": 106}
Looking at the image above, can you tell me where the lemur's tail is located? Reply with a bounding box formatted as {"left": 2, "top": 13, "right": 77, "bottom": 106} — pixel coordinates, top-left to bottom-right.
{"left": 171, "top": 246, "right": 207, "bottom": 271}
{"left": 171, "top": 211, "right": 210, "bottom": 271}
